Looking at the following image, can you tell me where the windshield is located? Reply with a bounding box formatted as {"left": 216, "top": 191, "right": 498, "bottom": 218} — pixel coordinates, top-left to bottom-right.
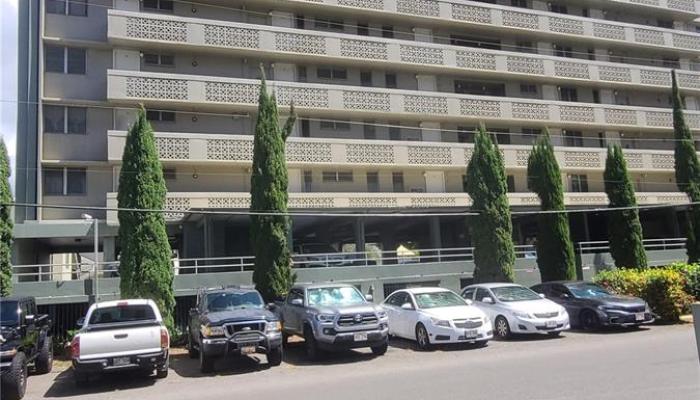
{"left": 0, "top": 301, "right": 19, "bottom": 325}
{"left": 491, "top": 286, "right": 541, "bottom": 302}
{"left": 567, "top": 284, "right": 612, "bottom": 299}
{"left": 206, "top": 292, "right": 264, "bottom": 312}
{"left": 307, "top": 287, "right": 365, "bottom": 307}
{"left": 88, "top": 305, "right": 156, "bottom": 325}
{"left": 414, "top": 291, "right": 466, "bottom": 309}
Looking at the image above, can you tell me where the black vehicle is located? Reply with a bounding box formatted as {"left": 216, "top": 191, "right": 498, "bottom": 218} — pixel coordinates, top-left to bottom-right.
{"left": 187, "top": 287, "right": 283, "bottom": 373}
{"left": 1, "top": 297, "right": 53, "bottom": 400}
{"left": 531, "top": 281, "right": 654, "bottom": 330}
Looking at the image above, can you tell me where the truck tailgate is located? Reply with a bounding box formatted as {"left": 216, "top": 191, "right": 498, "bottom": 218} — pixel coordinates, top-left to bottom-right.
{"left": 79, "top": 323, "right": 162, "bottom": 360}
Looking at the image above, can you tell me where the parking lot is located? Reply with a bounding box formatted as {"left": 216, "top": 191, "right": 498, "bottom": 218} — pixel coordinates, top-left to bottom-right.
{"left": 23, "top": 324, "right": 700, "bottom": 400}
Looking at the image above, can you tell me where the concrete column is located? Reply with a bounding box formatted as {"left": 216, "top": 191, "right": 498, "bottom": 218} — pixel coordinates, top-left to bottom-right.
{"left": 103, "top": 237, "right": 116, "bottom": 262}
{"left": 203, "top": 217, "right": 212, "bottom": 258}
{"left": 288, "top": 169, "right": 302, "bottom": 192}
{"left": 605, "top": 131, "right": 622, "bottom": 146}
{"left": 424, "top": 171, "right": 446, "bottom": 193}
{"left": 582, "top": 213, "right": 591, "bottom": 242}
{"left": 420, "top": 121, "right": 441, "bottom": 142}
{"left": 354, "top": 218, "right": 366, "bottom": 253}
{"left": 429, "top": 216, "right": 442, "bottom": 249}
{"left": 114, "top": 49, "right": 140, "bottom": 71}
{"left": 413, "top": 28, "right": 433, "bottom": 43}
{"left": 541, "top": 85, "right": 559, "bottom": 101}
{"left": 670, "top": 209, "right": 681, "bottom": 237}
{"left": 270, "top": 11, "right": 294, "bottom": 28}
{"left": 416, "top": 75, "right": 437, "bottom": 92}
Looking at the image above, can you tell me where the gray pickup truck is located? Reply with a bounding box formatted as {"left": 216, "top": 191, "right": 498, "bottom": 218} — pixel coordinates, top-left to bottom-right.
{"left": 275, "top": 283, "right": 389, "bottom": 359}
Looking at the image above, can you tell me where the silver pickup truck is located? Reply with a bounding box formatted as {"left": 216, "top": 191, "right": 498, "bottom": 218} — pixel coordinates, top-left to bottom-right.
{"left": 70, "top": 299, "right": 169, "bottom": 385}
{"left": 275, "top": 283, "right": 389, "bottom": 359}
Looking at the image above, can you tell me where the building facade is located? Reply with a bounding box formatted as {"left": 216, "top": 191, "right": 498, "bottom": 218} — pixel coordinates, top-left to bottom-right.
{"left": 15, "top": 0, "right": 700, "bottom": 267}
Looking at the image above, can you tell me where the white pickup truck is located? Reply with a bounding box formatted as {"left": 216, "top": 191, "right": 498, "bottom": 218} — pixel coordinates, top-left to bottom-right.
{"left": 70, "top": 299, "right": 169, "bottom": 385}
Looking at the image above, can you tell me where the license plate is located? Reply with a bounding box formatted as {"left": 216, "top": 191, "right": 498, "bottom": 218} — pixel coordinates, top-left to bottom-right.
{"left": 113, "top": 357, "right": 130, "bottom": 367}
{"left": 545, "top": 320, "right": 557, "bottom": 328}
{"left": 240, "top": 345, "right": 256, "bottom": 354}
{"left": 635, "top": 312, "right": 645, "bottom": 321}
{"left": 353, "top": 332, "right": 368, "bottom": 342}
{"left": 465, "top": 329, "right": 478, "bottom": 339}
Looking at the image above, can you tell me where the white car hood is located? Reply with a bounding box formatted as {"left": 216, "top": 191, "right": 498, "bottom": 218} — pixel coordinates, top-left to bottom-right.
{"left": 503, "top": 299, "right": 562, "bottom": 314}
{"left": 422, "top": 306, "right": 485, "bottom": 320}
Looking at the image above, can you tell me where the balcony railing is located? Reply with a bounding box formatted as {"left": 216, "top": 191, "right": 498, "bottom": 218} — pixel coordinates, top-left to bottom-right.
{"left": 108, "top": 130, "right": 681, "bottom": 172}
{"left": 107, "top": 10, "right": 700, "bottom": 93}
{"left": 107, "top": 70, "right": 700, "bottom": 132}
{"left": 104, "top": 191, "right": 690, "bottom": 224}
{"left": 279, "top": 0, "right": 700, "bottom": 52}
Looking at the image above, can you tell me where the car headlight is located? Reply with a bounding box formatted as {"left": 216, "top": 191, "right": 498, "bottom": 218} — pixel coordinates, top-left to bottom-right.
{"left": 376, "top": 311, "right": 388, "bottom": 320}
{"left": 316, "top": 314, "right": 336, "bottom": 323}
{"left": 597, "top": 305, "right": 619, "bottom": 311}
{"left": 201, "top": 324, "right": 225, "bottom": 337}
{"left": 430, "top": 318, "right": 451, "bottom": 328}
{"left": 266, "top": 321, "right": 282, "bottom": 333}
{"left": 0, "top": 348, "right": 17, "bottom": 358}
{"left": 512, "top": 311, "right": 531, "bottom": 319}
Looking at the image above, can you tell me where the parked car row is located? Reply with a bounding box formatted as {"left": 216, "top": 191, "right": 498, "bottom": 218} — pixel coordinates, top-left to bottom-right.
{"left": 0, "top": 279, "right": 656, "bottom": 399}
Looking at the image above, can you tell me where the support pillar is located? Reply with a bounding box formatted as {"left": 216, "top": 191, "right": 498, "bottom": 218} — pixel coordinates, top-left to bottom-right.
{"left": 103, "top": 237, "right": 116, "bottom": 262}
{"left": 424, "top": 171, "right": 445, "bottom": 193}
{"left": 541, "top": 85, "right": 558, "bottom": 101}
{"left": 354, "top": 217, "right": 366, "bottom": 253}
{"left": 582, "top": 213, "right": 591, "bottom": 242}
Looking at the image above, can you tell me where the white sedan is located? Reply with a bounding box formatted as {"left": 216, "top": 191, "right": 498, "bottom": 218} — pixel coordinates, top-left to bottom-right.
{"left": 462, "top": 283, "right": 570, "bottom": 339}
{"left": 382, "top": 287, "right": 493, "bottom": 350}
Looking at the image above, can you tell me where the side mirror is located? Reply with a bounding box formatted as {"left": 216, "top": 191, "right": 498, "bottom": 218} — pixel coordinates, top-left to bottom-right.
{"left": 465, "top": 299, "right": 473, "bottom": 306}
{"left": 561, "top": 293, "right": 570, "bottom": 299}
{"left": 76, "top": 317, "right": 85, "bottom": 327}
{"left": 365, "top": 294, "right": 374, "bottom": 302}
{"left": 481, "top": 297, "right": 494, "bottom": 304}
{"left": 25, "top": 315, "right": 35, "bottom": 325}
{"left": 538, "top": 293, "right": 546, "bottom": 299}
{"left": 400, "top": 302, "right": 413, "bottom": 310}
{"left": 266, "top": 302, "right": 276, "bottom": 309}
{"left": 291, "top": 298, "right": 303, "bottom": 306}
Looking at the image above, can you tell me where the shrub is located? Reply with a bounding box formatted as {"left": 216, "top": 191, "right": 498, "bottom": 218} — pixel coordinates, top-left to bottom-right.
{"left": 594, "top": 267, "right": 694, "bottom": 322}
{"left": 666, "top": 263, "right": 700, "bottom": 300}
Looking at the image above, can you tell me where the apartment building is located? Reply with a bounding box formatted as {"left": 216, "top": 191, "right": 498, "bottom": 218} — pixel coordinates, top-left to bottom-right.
{"left": 14, "top": 0, "right": 700, "bottom": 266}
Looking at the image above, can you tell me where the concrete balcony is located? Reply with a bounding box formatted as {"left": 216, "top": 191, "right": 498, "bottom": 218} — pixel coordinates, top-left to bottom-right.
{"left": 107, "top": 69, "right": 700, "bottom": 132}
{"left": 107, "top": 10, "right": 700, "bottom": 93}
{"left": 105, "top": 191, "right": 690, "bottom": 224}
{"left": 270, "top": 0, "right": 700, "bottom": 53}
{"left": 107, "top": 130, "right": 680, "bottom": 172}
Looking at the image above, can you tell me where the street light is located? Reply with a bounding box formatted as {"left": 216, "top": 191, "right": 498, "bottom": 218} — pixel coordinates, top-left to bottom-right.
{"left": 82, "top": 213, "right": 99, "bottom": 303}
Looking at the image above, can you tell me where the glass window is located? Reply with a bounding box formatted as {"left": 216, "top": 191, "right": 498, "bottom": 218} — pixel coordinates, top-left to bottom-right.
{"left": 549, "top": 3, "right": 568, "bottom": 14}
{"left": 491, "top": 286, "right": 541, "bottom": 302}
{"left": 357, "top": 23, "right": 369, "bottom": 36}
{"left": 143, "top": 0, "right": 174, "bottom": 11}
{"left": 0, "top": 301, "right": 19, "bottom": 326}
{"left": 45, "top": 45, "right": 65, "bottom": 73}
{"left": 389, "top": 126, "right": 401, "bottom": 140}
{"left": 46, "top": 0, "right": 66, "bottom": 14}
{"left": 559, "top": 87, "right": 578, "bottom": 102}
{"left": 566, "top": 283, "right": 611, "bottom": 299}
{"left": 287, "top": 289, "right": 304, "bottom": 305}
{"left": 67, "top": 48, "right": 86, "bottom": 74}
{"left": 385, "top": 292, "right": 407, "bottom": 307}
{"left": 506, "top": 175, "right": 515, "bottom": 192}
{"left": 554, "top": 45, "right": 573, "bottom": 58}
{"left": 515, "top": 41, "right": 535, "bottom": 54}
{"left": 450, "top": 34, "right": 500, "bottom": 50}
{"left": 88, "top": 305, "right": 157, "bottom": 325}
{"left": 43, "top": 168, "right": 64, "bottom": 195}
{"left": 303, "top": 170, "right": 313, "bottom": 192}
{"left": 381, "top": 25, "right": 394, "bottom": 38}
{"left": 363, "top": 122, "right": 376, "bottom": 139}
{"left": 68, "top": 0, "right": 88, "bottom": 16}
{"left": 297, "top": 66, "right": 307, "bottom": 82}
{"left": 564, "top": 131, "right": 583, "bottom": 147}
{"left": 367, "top": 172, "right": 379, "bottom": 192}
{"left": 392, "top": 172, "right": 404, "bottom": 192}
{"left": 414, "top": 291, "right": 466, "bottom": 309}
{"left": 462, "top": 288, "right": 476, "bottom": 300}
{"left": 66, "top": 168, "right": 86, "bottom": 195}
{"left": 571, "top": 174, "right": 588, "bottom": 192}
{"left": 307, "top": 286, "right": 366, "bottom": 307}
{"left": 511, "top": 0, "right": 528, "bottom": 8}
{"left": 385, "top": 73, "right": 397, "bottom": 89}
{"left": 205, "top": 292, "right": 264, "bottom": 312}
{"left": 67, "top": 107, "right": 87, "bottom": 134}
{"left": 43, "top": 105, "right": 65, "bottom": 133}
{"left": 295, "top": 15, "right": 305, "bottom": 29}
{"left": 475, "top": 288, "right": 492, "bottom": 302}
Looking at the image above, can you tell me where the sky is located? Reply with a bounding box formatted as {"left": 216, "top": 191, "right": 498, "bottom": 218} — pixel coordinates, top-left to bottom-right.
{"left": 0, "top": 0, "right": 17, "bottom": 189}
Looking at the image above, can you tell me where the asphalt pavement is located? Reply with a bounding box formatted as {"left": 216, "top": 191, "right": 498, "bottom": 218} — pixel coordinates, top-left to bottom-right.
{"left": 25, "top": 324, "right": 700, "bottom": 400}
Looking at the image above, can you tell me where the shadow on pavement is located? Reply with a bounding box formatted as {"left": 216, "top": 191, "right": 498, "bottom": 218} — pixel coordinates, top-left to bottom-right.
{"left": 43, "top": 368, "right": 158, "bottom": 398}
{"left": 567, "top": 325, "right": 651, "bottom": 335}
{"left": 170, "top": 352, "right": 272, "bottom": 378}
{"left": 281, "top": 339, "right": 382, "bottom": 366}
{"left": 388, "top": 336, "right": 489, "bottom": 352}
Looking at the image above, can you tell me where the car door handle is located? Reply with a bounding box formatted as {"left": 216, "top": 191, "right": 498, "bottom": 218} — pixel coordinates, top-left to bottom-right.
{"left": 114, "top": 333, "right": 128, "bottom": 339}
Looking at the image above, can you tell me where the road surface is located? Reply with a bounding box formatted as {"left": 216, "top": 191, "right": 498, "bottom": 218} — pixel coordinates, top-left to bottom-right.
{"left": 26, "top": 324, "right": 700, "bottom": 400}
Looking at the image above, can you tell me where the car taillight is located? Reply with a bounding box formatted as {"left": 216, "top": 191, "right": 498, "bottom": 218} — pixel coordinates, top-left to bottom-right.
{"left": 71, "top": 336, "right": 80, "bottom": 359}
{"left": 160, "top": 328, "right": 169, "bottom": 349}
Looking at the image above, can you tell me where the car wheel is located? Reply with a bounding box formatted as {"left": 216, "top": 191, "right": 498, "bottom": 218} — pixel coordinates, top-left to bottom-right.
{"left": 199, "top": 344, "right": 214, "bottom": 373}
{"left": 267, "top": 347, "right": 283, "bottom": 366}
{"left": 187, "top": 333, "right": 198, "bottom": 359}
{"left": 1, "top": 352, "right": 27, "bottom": 400}
{"left": 495, "top": 316, "right": 511, "bottom": 339}
{"left": 303, "top": 326, "right": 319, "bottom": 360}
{"left": 580, "top": 309, "right": 600, "bottom": 331}
{"left": 371, "top": 341, "right": 388, "bottom": 356}
{"left": 415, "top": 323, "right": 431, "bottom": 351}
{"left": 73, "top": 369, "right": 89, "bottom": 387}
{"left": 35, "top": 335, "right": 54, "bottom": 374}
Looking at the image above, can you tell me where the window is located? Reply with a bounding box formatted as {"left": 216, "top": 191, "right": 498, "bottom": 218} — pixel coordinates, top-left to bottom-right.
{"left": 297, "top": 66, "right": 307, "bottom": 82}
{"left": 389, "top": 125, "right": 401, "bottom": 140}
{"left": 510, "top": 0, "right": 528, "bottom": 8}
{"left": 44, "top": 46, "right": 65, "bottom": 73}
{"left": 597, "top": 132, "right": 606, "bottom": 148}
{"left": 385, "top": 73, "right": 397, "bottom": 89}
{"left": 559, "top": 87, "right": 578, "bottom": 102}
{"left": 520, "top": 83, "right": 538, "bottom": 97}
{"left": 457, "top": 127, "right": 475, "bottom": 143}
{"left": 43, "top": 105, "right": 86, "bottom": 134}
{"left": 319, "top": 120, "right": 350, "bottom": 130}
{"left": 462, "top": 288, "right": 476, "bottom": 300}
{"left": 360, "top": 71, "right": 372, "bottom": 87}
{"left": 454, "top": 80, "right": 506, "bottom": 96}
{"left": 593, "top": 90, "right": 600, "bottom": 104}
{"left": 142, "top": 0, "right": 174, "bottom": 12}
{"left": 367, "top": 172, "right": 379, "bottom": 192}
{"left": 492, "top": 128, "right": 511, "bottom": 145}
{"left": 587, "top": 48, "right": 595, "bottom": 61}
{"left": 301, "top": 119, "right": 310, "bottom": 137}
{"left": 143, "top": 53, "right": 174, "bottom": 67}
{"left": 295, "top": 15, "right": 305, "bottom": 29}
{"left": 45, "top": 46, "right": 85, "bottom": 74}
{"left": 43, "top": 167, "right": 86, "bottom": 196}
{"left": 450, "top": 34, "right": 500, "bottom": 50}
{"left": 314, "top": 18, "right": 343, "bottom": 31}
{"left": 662, "top": 58, "right": 680, "bottom": 69}
{"left": 475, "top": 288, "right": 492, "bottom": 302}
{"left": 146, "top": 110, "right": 176, "bottom": 122}
{"left": 381, "top": 25, "right": 394, "bottom": 38}
{"left": 47, "top": 0, "right": 88, "bottom": 16}
{"left": 163, "top": 168, "right": 176, "bottom": 180}
{"left": 363, "top": 122, "right": 376, "bottom": 139}
{"left": 286, "top": 289, "right": 304, "bottom": 305}
{"left": 66, "top": 48, "right": 86, "bottom": 74}
{"left": 658, "top": 19, "right": 673, "bottom": 29}
{"left": 303, "top": 171, "right": 313, "bottom": 192}
{"left": 322, "top": 171, "right": 353, "bottom": 183}
{"left": 357, "top": 23, "right": 369, "bottom": 36}
{"left": 570, "top": 174, "right": 589, "bottom": 192}
{"left": 515, "top": 41, "right": 536, "bottom": 54}
{"left": 317, "top": 67, "right": 347, "bottom": 80}
{"left": 553, "top": 44, "right": 572, "bottom": 58}
{"left": 564, "top": 130, "right": 583, "bottom": 147}
{"left": 392, "top": 172, "right": 404, "bottom": 192}
{"left": 549, "top": 3, "right": 568, "bottom": 14}
{"left": 506, "top": 175, "right": 515, "bottom": 192}
{"left": 385, "top": 292, "right": 408, "bottom": 307}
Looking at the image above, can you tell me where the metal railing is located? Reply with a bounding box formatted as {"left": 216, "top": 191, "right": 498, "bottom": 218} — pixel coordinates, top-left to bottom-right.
{"left": 577, "top": 238, "right": 687, "bottom": 254}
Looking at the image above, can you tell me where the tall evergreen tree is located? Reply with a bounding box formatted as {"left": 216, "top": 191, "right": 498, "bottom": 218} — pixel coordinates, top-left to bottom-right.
{"left": 0, "top": 138, "right": 13, "bottom": 296}
{"left": 466, "top": 125, "right": 515, "bottom": 283}
{"left": 603, "top": 145, "right": 647, "bottom": 268}
{"left": 526, "top": 131, "right": 576, "bottom": 282}
{"left": 671, "top": 70, "right": 700, "bottom": 263}
{"left": 250, "top": 68, "right": 297, "bottom": 301}
{"left": 118, "top": 107, "right": 175, "bottom": 329}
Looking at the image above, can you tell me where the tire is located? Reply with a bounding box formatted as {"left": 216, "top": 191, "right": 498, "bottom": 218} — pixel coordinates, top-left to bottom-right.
{"left": 303, "top": 325, "right": 319, "bottom": 360}
{"left": 415, "top": 323, "right": 431, "bottom": 351}
{"left": 156, "top": 356, "right": 169, "bottom": 379}
{"left": 370, "top": 341, "right": 388, "bottom": 356}
{"left": 35, "top": 336, "right": 53, "bottom": 374}
{"left": 494, "top": 316, "right": 511, "bottom": 339}
{"left": 267, "top": 347, "right": 283, "bottom": 367}
{"left": 1, "top": 352, "right": 27, "bottom": 400}
{"left": 282, "top": 332, "right": 290, "bottom": 347}
{"left": 187, "top": 333, "right": 198, "bottom": 359}
{"left": 579, "top": 309, "right": 600, "bottom": 331}
{"left": 73, "top": 369, "right": 89, "bottom": 387}
{"left": 199, "top": 342, "right": 214, "bottom": 373}
{"left": 547, "top": 331, "right": 562, "bottom": 337}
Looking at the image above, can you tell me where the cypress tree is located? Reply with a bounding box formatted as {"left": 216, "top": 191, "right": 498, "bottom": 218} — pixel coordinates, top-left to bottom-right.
{"left": 250, "top": 68, "right": 297, "bottom": 301}
{"left": 466, "top": 125, "right": 515, "bottom": 283}
{"left": 526, "top": 131, "right": 576, "bottom": 282}
{"left": 118, "top": 107, "right": 175, "bottom": 329}
{"left": 603, "top": 145, "right": 647, "bottom": 268}
{"left": 671, "top": 70, "right": 700, "bottom": 263}
{"left": 0, "top": 138, "right": 13, "bottom": 296}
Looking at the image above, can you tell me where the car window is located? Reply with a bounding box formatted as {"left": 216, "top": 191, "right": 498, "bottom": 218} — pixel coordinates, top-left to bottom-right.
{"left": 307, "top": 286, "right": 366, "bottom": 307}
{"left": 475, "top": 288, "right": 491, "bottom": 302}
{"left": 491, "top": 286, "right": 541, "bottom": 302}
{"left": 414, "top": 291, "right": 466, "bottom": 309}
{"left": 20, "top": 301, "right": 30, "bottom": 323}
{"left": 88, "top": 305, "right": 156, "bottom": 325}
{"left": 567, "top": 283, "right": 611, "bottom": 298}
{"left": 287, "top": 289, "right": 304, "bottom": 305}
{"left": 531, "top": 284, "right": 546, "bottom": 295}
{"left": 386, "top": 292, "right": 407, "bottom": 307}
{"left": 550, "top": 285, "right": 571, "bottom": 298}
{"left": 462, "top": 288, "right": 476, "bottom": 300}
{"left": 205, "top": 292, "right": 264, "bottom": 311}
{"left": 0, "top": 301, "right": 19, "bottom": 325}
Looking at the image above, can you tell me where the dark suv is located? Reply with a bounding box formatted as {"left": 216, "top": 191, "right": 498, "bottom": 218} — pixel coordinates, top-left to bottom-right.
{"left": 1, "top": 297, "right": 53, "bottom": 400}
{"left": 187, "top": 287, "right": 283, "bottom": 373}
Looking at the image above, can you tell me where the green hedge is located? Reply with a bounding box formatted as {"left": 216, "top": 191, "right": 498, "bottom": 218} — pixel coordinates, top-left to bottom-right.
{"left": 666, "top": 263, "right": 700, "bottom": 300}
{"left": 594, "top": 267, "right": 694, "bottom": 322}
